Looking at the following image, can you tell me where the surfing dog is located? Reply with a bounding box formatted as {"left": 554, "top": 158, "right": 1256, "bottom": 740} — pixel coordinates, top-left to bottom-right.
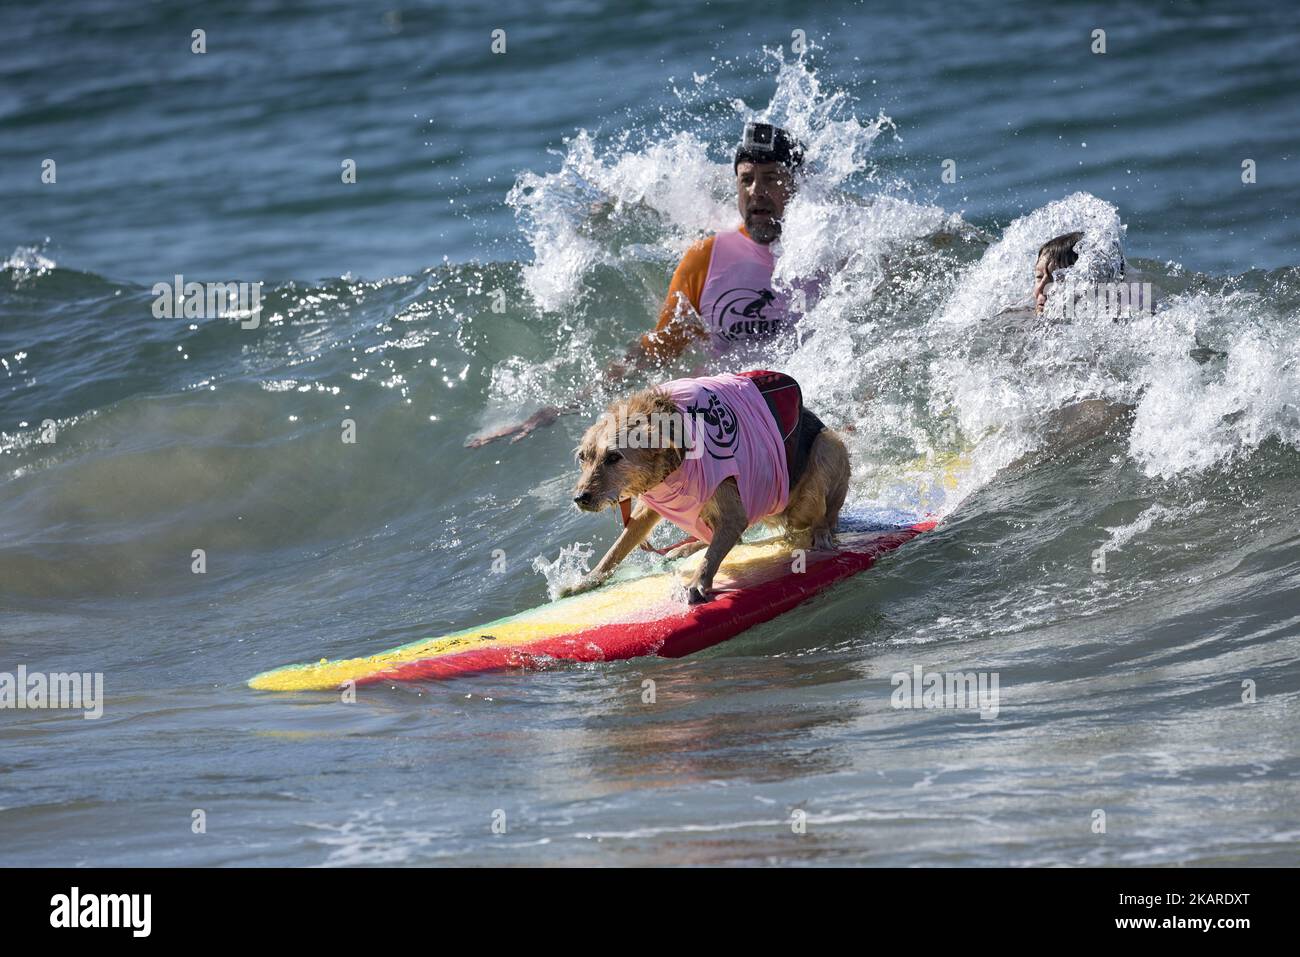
{"left": 566, "top": 371, "right": 849, "bottom": 603}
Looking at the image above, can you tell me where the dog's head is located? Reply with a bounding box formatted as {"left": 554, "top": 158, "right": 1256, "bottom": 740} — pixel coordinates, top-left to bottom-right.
{"left": 572, "top": 389, "right": 683, "bottom": 512}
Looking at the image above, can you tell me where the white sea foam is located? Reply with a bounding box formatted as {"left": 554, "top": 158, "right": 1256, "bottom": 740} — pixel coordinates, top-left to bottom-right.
{"left": 498, "top": 55, "right": 1300, "bottom": 537}
{"left": 1099, "top": 502, "right": 1204, "bottom": 558}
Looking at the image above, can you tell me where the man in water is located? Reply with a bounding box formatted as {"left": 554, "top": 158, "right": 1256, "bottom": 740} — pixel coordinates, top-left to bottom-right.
{"left": 467, "top": 122, "right": 810, "bottom": 447}
{"left": 638, "top": 121, "right": 807, "bottom": 362}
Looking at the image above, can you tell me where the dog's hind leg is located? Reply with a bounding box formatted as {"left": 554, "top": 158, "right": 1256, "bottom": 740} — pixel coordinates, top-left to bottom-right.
{"left": 821, "top": 431, "right": 850, "bottom": 535}
{"left": 784, "top": 429, "right": 850, "bottom": 551}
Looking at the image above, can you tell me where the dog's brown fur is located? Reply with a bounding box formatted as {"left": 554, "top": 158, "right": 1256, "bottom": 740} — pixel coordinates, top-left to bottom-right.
{"left": 566, "top": 385, "right": 850, "bottom": 603}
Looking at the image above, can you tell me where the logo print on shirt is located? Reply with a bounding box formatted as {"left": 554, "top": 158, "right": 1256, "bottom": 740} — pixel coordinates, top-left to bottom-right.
{"left": 712, "top": 287, "right": 783, "bottom": 342}
{"left": 685, "top": 389, "right": 740, "bottom": 460}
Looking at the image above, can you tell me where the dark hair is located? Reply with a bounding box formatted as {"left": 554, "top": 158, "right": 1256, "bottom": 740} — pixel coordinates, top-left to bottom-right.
{"left": 1037, "top": 232, "right": 1082, "bottom": 273}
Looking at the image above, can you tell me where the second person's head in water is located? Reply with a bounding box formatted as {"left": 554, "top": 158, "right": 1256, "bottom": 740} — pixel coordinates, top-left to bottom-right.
{"left": 733, "top": 122, "right": 804, "bottom": 244}
{"left": 1032, "top": 231, "right": 1129, "bottom": 315}
{"left": 1033, "top": 232, "right": 1082, "bottom": 314}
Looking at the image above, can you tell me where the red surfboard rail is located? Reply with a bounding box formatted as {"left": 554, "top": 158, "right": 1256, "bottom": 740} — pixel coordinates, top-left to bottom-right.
{"left": 362, "top": 521, "right": 934, "bottom": 685}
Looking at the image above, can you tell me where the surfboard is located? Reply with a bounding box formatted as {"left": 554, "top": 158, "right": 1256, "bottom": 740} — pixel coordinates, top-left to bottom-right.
{"left": 247, "top": 505, "right": 935, "bottom": 692}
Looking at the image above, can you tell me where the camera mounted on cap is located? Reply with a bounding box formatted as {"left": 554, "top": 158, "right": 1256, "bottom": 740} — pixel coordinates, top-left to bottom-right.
{"left": 743, "top": 121, "right": 779, "bottom": 152}
{"left": 734, "top": 121, "right": 805, "bottom": 172}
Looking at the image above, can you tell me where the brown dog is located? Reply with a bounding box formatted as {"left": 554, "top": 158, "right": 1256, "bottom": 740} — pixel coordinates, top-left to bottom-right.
{"left": 566, "top": 372, "right": 850, "bottom": 603}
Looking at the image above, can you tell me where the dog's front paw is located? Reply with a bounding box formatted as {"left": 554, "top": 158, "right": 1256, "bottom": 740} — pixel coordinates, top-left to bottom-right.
{"left": 686, "top": 576, "right": 714, "bottom": 604}
{"left": 558, "top": 576, "right": 599, "bottom": 599}
{"left": 811, "top": 529, "right": 836, "bottom": 551}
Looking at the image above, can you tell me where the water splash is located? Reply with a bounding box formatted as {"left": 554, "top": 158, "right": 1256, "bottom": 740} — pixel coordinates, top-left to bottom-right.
{"left": 2, "top": 243, "right": 57, "bottom": 286}
{"left": 531, "top": 541, "right": 595, "bottom": 600}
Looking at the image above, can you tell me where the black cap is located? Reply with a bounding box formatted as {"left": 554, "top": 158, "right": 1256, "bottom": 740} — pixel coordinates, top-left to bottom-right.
{"left": 733, "top": 122, "right": 805, "bottom": 173}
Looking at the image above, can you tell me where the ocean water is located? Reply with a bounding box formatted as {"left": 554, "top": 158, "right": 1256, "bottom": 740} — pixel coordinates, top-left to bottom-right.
{"left": 2, "top": 1, "right": 1299, "bottom": 866}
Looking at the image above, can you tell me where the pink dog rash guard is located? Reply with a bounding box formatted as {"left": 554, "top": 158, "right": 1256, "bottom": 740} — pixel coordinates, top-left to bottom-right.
{"left": 638, "top": 373, "right": 789, "bottom": 543}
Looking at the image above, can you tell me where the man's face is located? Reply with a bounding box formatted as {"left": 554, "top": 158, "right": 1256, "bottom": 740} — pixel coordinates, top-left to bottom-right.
{"left": 736, "top": 160, "right": 794, "bottom": 244}
{"left": 1033, "top": 253, "right": 1053, "bottom": 315}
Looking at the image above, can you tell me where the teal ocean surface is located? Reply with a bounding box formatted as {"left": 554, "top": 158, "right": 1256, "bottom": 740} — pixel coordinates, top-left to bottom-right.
{"left": 1, "top": 1, "right": 1298, "bottom": 865}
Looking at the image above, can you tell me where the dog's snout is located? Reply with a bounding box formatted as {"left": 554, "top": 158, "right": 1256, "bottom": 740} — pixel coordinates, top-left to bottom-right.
{"left": 573, "top": 491, "right": 593, "bottom": 507}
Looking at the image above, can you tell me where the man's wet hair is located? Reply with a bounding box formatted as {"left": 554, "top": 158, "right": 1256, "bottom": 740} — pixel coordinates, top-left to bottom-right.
{"left": 1037, "top": 232, "right": 1083, "bottom": 274}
